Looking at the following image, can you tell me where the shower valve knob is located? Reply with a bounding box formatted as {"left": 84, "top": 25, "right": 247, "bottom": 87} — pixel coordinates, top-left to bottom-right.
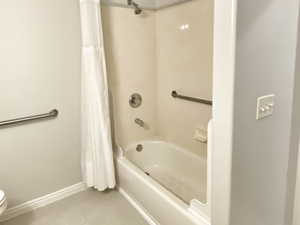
{"left": 129, "top": 93, "right": 142, "bottom": 108}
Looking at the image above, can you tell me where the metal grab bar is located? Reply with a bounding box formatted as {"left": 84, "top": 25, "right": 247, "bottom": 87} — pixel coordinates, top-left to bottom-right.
{"left": 0, "top": 109, "right": 59, "bottom": 127}
{"left": 171, "top": 91, "right": 212, "bottom": 106}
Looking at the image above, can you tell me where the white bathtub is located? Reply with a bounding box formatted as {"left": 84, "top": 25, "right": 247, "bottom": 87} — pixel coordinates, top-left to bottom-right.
{"left": 116, "top": 139, "right": 211, "bottom": 225}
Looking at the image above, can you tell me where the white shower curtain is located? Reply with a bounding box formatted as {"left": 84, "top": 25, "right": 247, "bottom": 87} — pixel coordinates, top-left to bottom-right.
{"left": 80, "top": 0, "right": 116, "bottom": 190}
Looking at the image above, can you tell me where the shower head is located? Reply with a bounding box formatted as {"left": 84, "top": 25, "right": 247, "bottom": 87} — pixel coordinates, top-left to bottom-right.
{"left": 127, "top": 0, "right": 142, "bottom": 15}
{"left": 134, "top": 7, "right": 142, "bottom": 15}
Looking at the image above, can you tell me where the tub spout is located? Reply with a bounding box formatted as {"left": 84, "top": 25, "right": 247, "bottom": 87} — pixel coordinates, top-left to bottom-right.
{"left": 135, "top": 118, "right": 144, "bottom": 127}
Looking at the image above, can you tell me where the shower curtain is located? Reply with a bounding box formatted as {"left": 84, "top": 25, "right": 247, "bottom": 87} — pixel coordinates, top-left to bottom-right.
{"left": 79, "top": 0, "right": 116, "bottom": 190}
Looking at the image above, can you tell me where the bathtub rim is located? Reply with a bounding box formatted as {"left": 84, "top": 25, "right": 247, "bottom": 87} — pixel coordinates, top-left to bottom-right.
{"left": 125, "top": 139, "right": 206, "bottom": 163}
{"left": 116, "top": 154, "right": 211, "bottom": 224}
{"left": 123, "top": 139, "right": 208, "bottom": 205}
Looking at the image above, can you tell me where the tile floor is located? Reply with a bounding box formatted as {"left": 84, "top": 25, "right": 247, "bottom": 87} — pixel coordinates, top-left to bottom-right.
{"left": 0, "top": 189, "right": 148, "bottom": 225}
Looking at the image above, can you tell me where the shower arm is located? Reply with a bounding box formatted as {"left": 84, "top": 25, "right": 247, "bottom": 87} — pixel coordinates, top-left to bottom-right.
{"left": 127, "top": 0, "right": 142, "bottom": 14}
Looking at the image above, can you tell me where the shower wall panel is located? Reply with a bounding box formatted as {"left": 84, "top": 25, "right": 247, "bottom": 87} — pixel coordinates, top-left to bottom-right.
{"left": 156, "top": 0, "right": 213, "bottom": 157}
{"left": 102, "top": 0, "right": 213, "bottom": 157}
{"left": 102, "top": 7, "right": 158, "bottom": 149}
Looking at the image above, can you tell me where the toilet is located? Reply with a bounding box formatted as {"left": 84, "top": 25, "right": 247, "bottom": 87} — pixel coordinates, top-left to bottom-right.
{"left": 0, "top": 190, "right": 7, "bottom": 216}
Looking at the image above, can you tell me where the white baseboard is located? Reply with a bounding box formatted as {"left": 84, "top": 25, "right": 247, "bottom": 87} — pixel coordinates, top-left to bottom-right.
{"left": 0, "top": 182, "right": 87, "bottom": 222}
{"left": 118, "top": 187, "right": 160, "bottom": 225}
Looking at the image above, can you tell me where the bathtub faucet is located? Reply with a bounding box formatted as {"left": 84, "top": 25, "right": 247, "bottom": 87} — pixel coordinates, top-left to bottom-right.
{"left": 135, "top": 118, "right": 144, "bottom": 127}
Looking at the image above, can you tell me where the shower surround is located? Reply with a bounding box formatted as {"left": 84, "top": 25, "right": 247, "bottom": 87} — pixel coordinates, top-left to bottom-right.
{"left": 102, "top": 0, "right": 213, "bottom": 157}
{"left": 102, "top": 0, "right": 213, "bottom": 224}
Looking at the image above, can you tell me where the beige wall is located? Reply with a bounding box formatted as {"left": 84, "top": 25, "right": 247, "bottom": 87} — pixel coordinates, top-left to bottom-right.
{"left": 230, "top": 0, "right": 300, "bottom": 224}
{"left": 0, "top": 0, "right": 82, "bottom": 207}
{"left": 156, "top": 0, "right": 213, "bottom": 156}
{"left": 102, "top": 0, "right": 213, "bottom": 157}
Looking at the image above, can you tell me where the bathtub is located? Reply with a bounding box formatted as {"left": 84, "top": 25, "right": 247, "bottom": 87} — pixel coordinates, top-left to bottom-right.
{"left": 116, "top": 139, "right": 211, "bottom": 225}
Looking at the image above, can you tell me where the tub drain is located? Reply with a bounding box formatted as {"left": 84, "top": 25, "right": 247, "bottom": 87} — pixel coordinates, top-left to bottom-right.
{"left": 145, "top": 172, "right": 150, "bottom": 176}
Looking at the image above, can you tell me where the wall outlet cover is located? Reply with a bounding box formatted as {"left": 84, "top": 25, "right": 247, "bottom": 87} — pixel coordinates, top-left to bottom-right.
{"left": 256, "top": 94, "right": 275, "bottom": 120}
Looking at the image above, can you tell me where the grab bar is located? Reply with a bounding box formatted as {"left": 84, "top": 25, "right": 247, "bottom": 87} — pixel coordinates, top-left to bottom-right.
{"left": 0, "top": 109, "right": 59, "bottom": 127}
{"left": 171, "top": 91, "right": 212, "bottom": 106}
